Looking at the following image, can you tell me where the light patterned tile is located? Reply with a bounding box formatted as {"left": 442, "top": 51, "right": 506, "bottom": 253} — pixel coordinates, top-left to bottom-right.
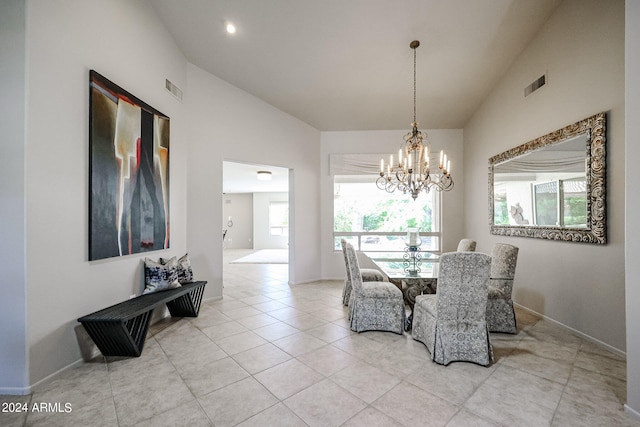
{"left": 29, "top": 263, "right": 637, "bottom": 427}
{"left": 25, "top": 397, "right": 119, "bottom": 427}
{"left": 551, "top": 386, "right": 640, "bottom": 427}
{"left": 282, "top": 314, "right": 328, "bottom": 331}
{"left": 255, "top": 359, "right": 324, "bottom": 399}
{"left": 132, "top": 400, "right": 212, "bottom": 427}
{"left": 198, "top": 377, "right": 278, "bottom": 427}
{"left": 268, "top": 307, "right": 307, "bottom": 321}
{"left": 180, "top": 357, "right": 249, "bottom": 397}
{"left": 331, "top": 334, "right": 385, "bottom": 359}
{"left": 446, "top": 409, "right": 500, "bottom": 427}
{"left": 253, "top": 322, "right": 300, "bottom": 341}
{"left": 372, "top": 381, "right": 459, "bottom": 427}
{"left": 222, "top": 306, "right": 264, "bottom": 320}
{"left": 284, "top": 379, "right": 367, "bottom": 426}
{"left": 112, "top": 370, "right": 193, "bottom": 426}
{"left": 330, "top": 361, "right": 401, "bottom": 403}
{"left": 0, "top": 395, "right": 30, "bottom": 427}
{"left": 215, "top": 331, "right": 268, "bottom": 355}
{"left": 306, "top": 323, "right": 353, "bottom": 343}
{"left": 405, "top": 358, "right": 494, "bottom": 405}
{"left": 501, "top": 345, "right": 573, "bottom": 385}
{"left": 341, "top": 407, "right": 404, "bottom": 427}
{"left": 232, "top": 343, "right": 292, "bottom": 374}
{"left": 574, "top": 350, "right": 627, "bottom": 381}
{"left": 308, "top": 307, "right": 348, "bottom": 322}
{"left": 272, "top": 332, "right": 326, "bottom": 356}
{"left": 297, "top": 344, "right": 360, "bottom": 376}
{"left": 236, "top": 313, "right": 281, "bottom": 329}
{"left": 236, "top": 403, "right": 307, "bottom": 427}
{"left": 463, "top": 364, "right": 563, "bottom": 426}
{"left": 199, "top": 321, "right": 248, "bottom": 342}
{"left": 252, "top": 300, "right": 290, "bottom": 313}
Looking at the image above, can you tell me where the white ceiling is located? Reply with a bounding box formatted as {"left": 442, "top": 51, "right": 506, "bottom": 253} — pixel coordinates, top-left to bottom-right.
{"left": 223, "top": 161, "right": 289, "bottom": 193}
{"left": 151, "top": 0, "right": 562, "bottom": 131}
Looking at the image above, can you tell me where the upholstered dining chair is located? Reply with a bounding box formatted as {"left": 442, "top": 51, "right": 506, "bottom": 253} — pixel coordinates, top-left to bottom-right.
{"left": 486, "top": 243, "right": 519, "bottom": 333}
{"left": 412, "top": 251, "right": 493, "bottom": 366}
{"left": 456, "top": 238, "right": 477, "bottom": 252}
{"left": 342, "top": 240, "right": 405, "bottom": 334}
{"left": 340, "top": 242, "right": 385, "bottom": 306}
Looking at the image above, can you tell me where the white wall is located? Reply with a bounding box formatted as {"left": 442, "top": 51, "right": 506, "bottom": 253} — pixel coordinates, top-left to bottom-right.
{"left": 0, "top": 0, "right": 29, "bottom": 394}
{"left": 625, "top": 0, "right": 640, "bottom": 418}
{"left": 320, "top": 129, "right": 464, "bottom": 279}
{"left": 186, "top": 64, "right": 321, "bottom": 292}
{"left": 2, "top": 0, "right": 321, "bottom": 392}
{"left": 23, "top": 0, "right": 189, "bottom": 386}
{"left": 464, "top": 0, "right": 625, "bottom": 351}
{"left": 222, "top": 193, "right": 254, "bottom": 249}
{"left": 253, "top": 192, "right": 289, "bottom": 249}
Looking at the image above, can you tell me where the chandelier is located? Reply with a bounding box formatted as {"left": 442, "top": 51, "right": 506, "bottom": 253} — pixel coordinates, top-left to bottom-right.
{"left": 377, "top": 40, "right": 454, "bottom": 200}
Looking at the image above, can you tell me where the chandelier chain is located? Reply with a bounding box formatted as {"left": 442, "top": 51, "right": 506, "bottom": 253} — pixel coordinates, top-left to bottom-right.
{"left": 413, "top": 45, "right": 417, "bottom": 123}
{"left": 376, "top": 40, "right": 454, "bottom": 200}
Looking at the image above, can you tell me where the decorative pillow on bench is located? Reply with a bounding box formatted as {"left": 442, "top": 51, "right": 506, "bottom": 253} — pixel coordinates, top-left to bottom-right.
{"left": 143, "top": 257, "right": 181, "bottom": 294}
{"left": 160, "top": 253, "right": 194, "bottom": 283}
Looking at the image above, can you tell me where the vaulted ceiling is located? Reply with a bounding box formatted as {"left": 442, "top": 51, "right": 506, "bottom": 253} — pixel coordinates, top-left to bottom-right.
{"left": 151, "top": 0, "right": 562, "bottom": 131}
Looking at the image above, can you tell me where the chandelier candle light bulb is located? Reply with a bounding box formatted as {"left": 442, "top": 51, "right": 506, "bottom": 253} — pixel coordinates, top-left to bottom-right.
{"left": 376, "top": 40, "right": 454, "bottom": 200}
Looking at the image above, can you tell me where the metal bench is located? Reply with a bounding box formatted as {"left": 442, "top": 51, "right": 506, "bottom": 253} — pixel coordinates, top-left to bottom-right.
{"left": 78, "top": 281, "right": 207, "bottom": 357}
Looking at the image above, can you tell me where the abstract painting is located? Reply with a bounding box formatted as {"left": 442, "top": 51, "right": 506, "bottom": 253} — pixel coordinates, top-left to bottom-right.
{"left": 89, "top": 70, "right": 170, "bottom": 260}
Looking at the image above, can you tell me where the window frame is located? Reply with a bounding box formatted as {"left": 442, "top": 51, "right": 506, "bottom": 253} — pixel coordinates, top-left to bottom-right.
{"left": 268, "top": 201, "right": 289, "bottom": 237}
{"left": 332, "top": 175, "right": 443, "bottom": 254}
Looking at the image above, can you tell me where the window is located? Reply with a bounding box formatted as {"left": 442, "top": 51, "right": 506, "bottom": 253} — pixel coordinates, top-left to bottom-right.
{"left": 333, "top": 175, "right": 441, "bottom": 252}
{"left": 533, "top": 178, "right": 587, "bottom": 227}
{"left": 269, "top": 202, "right": 289, "bottom": 236}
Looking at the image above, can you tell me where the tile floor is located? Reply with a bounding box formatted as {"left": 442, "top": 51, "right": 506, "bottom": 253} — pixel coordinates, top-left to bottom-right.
{"left": 2, "top": 249, "right": 638, "bottom": 426}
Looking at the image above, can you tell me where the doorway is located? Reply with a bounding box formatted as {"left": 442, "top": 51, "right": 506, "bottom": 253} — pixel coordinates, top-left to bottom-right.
{"left": 222, "top": 161, "right": 291, "bottom": 293}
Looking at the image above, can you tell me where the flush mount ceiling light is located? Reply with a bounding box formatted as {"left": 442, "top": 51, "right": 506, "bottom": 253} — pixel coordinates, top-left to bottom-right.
{"left": 257, "top": 170, "right": 272, "bottom": 181}
{"left": 225, "top": 22, "right": 236, "bottom": 34}
{"left": 377, "top": 40, "right": 454, "bottom": 200}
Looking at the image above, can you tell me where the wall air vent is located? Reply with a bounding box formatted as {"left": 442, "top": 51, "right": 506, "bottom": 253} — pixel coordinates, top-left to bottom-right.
{"left": 165, "top": 79, "right": 183, "bottom": 102}
{"left": 525, "top": 74, "right": 547, "bottom": 97}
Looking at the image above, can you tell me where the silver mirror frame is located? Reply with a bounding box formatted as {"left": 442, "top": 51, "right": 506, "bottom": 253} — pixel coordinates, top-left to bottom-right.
{"left": 488, "top": 112, "right": 606, "bottom": 244}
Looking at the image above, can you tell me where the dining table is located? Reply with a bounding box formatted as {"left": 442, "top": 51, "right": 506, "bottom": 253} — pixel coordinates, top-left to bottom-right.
{"left": 364, "top": 250, "right": 439, "bottom": 331}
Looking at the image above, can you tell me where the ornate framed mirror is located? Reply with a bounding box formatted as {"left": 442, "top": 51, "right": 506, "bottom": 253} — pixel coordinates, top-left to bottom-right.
{"left": 488, "top": 112, "right": 606, "bottom": 244}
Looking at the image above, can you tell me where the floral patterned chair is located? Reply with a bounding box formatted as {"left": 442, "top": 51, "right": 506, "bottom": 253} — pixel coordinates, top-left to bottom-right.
{"left": 486, "top": 243, "right": 519, "bottom": 333}
{"left": 412, "top": 251, "right": 493, "bottom": 366}
{"left": 342, "top": 240, "right": 405, "bottom": 334}
{"left": 456, "top": 238, "right": 477, "bottom": 252}
{"left": 340, "top": 242, "right": 385, "bottom": 306}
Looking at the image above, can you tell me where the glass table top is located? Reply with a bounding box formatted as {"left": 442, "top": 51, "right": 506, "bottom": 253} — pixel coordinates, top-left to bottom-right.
{"left": 364, "top": 251, "right": 439, "bottom": 280}
{"left": 364, "top": 251, "right": 440, "bottom": 261}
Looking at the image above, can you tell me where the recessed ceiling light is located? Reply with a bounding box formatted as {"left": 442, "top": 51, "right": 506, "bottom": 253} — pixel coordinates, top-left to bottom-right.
{"left": 226, "top": 22, "right": 236, "bottom": 34}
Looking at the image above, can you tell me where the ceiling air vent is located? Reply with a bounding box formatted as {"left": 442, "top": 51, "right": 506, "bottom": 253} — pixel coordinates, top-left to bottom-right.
{"left": 525, "top": 74, "right": 546, "bottom": 97}
{"left": 165, "top": 79, "right": 183, "bottom": 102}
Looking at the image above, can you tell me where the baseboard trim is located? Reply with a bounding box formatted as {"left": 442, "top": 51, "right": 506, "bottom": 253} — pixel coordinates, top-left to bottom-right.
{"left": 0, "top": 385, "right": 31, "bottom": 395}
{"left": 514, "top": 302, "right": 625, "bottom": 358}
{"left": 289, "top": 277, "right": 327, "bottom": 285}
{"left": 27, "top": 357, "right": 86, "bottom": 395}
{"left": 625, "top": 404, "right": 640, "bottom": 421}
{"left": 625, "top": 404, "right": 640, "bottom": 420}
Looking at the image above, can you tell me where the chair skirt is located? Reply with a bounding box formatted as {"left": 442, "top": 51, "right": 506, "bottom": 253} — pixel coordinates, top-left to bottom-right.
{"left": 412, "top": 295, "right": 437, "bottom": 352}
{"left": 413, "top": 295, "right": 493, "bottom": 366}
{"left": 349, "top": 282, "right": 405, "bottom": 334}
{"left": 486, "top": 286, "right": 517, "bottom": 333}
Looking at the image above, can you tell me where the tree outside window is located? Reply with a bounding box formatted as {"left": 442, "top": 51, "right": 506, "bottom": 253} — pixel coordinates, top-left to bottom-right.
{"left": 333, "top": 175, "right": 441, "bottom": 252}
